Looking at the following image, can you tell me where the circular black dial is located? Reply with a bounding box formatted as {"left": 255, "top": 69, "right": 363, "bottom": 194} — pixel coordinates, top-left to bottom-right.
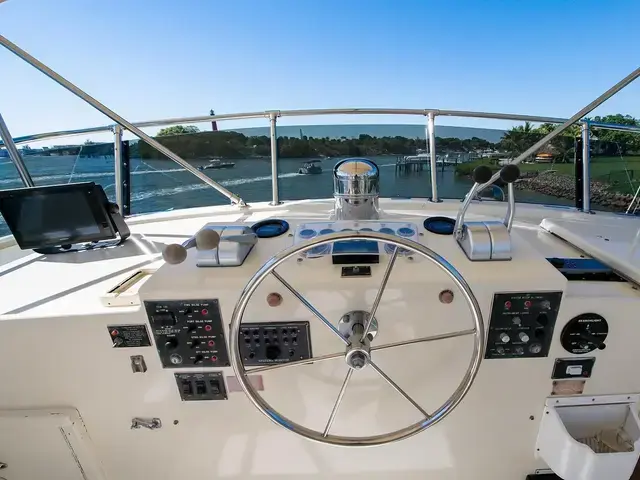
{"left": 423, "top": 216, "right": 455, "bottom": 235}
{"left": 251, "top": 219, "right": 289, "bottom": 238}
{"left": 560, "top": 313, "right": 608, "bottom": 354}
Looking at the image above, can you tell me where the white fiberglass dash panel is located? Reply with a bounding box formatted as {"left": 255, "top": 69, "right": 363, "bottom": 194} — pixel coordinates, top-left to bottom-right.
{"left": 540, "top": 216, "right": 640, "bottom": 283}
{"left": 293, "top": 220, "right": 419, "bottom": 258}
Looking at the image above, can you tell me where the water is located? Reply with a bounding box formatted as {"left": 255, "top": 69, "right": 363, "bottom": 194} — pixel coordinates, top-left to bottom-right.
{"left": 0, "top": 155, "right": 570, "bottom": 237}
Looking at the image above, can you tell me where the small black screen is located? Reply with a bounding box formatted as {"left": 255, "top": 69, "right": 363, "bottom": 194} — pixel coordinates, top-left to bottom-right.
{"left": 0, "top": 184, "right": 111, "bottom": 249}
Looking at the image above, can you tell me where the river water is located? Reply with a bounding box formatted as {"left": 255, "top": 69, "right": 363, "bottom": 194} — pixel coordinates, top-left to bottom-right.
{"left": 0, "top": 154, "right": 572, "bottom": 237}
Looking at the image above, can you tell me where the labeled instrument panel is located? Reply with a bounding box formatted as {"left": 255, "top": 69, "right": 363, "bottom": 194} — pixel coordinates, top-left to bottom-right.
{"left": 240, "top": 322, "right": 312, "bottom": 366}
{"left": 560, "top": 313, "right": 608, "bottom": 354}
{"left": 485, "top": 291, "right": 562, "bottom": 359}
{"left": 145, "top": 299, "right": 230, "bottom": 368}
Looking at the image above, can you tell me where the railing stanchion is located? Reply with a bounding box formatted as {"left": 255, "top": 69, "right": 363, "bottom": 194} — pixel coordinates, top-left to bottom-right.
{"left": 581, "top": 121, "right": 591, "bottom": 213}
{"left": 121, "top": 141, "right": 131, "bottom": 216}
{"left": 113, "top": 125, "right": 125, "bottom": 213}
{"left": 269, "top": 112, "right": 281, "bottom": 205}
{"left": 428, "top": 112, "right": 438, "bottom": 202}
{"left": 574, "top": 136, "right": 584, "bottom": 211}
{"left": 0, "top": 112, "right": 34, "bottom": 187}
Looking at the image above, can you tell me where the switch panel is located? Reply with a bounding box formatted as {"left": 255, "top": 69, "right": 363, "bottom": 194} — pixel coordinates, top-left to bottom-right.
{"left": 145, "top": 299, "right": 230, "bottom": 368}
{"left": 239, "top": 322, "right": 312, "bottom": 366}
{"left": 485, "top": 292, "right": 562, "bottom": 359}
{"left": 175, "top": 372, "right": 227, "bottom": 401}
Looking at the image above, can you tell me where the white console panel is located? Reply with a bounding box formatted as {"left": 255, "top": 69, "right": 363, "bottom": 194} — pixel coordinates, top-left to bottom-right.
{"left": 0, "top": 215, "right": 639, "bottom": 479}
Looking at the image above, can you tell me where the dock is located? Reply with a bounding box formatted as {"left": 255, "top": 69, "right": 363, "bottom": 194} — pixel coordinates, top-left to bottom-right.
{"left": 396, "top": 153, "right": 473, "bottom": 174}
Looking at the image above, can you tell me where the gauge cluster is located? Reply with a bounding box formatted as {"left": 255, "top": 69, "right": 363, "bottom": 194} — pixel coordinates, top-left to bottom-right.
{"left": 293, "top": 221, "right": 420, "bottom": 258}
{"left": 485, "top": 292, "right": 563, "bottom": 359}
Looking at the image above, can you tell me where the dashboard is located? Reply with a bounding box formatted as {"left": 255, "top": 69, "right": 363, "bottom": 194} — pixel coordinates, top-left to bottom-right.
{"left": 0, "top": 210, "right": 639, "bottom": 479}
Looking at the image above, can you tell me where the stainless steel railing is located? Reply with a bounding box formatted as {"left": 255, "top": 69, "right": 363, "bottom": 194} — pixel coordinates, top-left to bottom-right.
{"left": 1, "top": 31, "right": 639, "bottom": 214}
{"left": 3, "top": 106, "right": 640, "bottom": 212}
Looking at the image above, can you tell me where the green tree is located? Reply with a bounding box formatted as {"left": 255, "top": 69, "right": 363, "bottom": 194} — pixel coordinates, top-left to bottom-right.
{"left": 156, "top": 125, "right": 200, "bottom": 137}
{"left": 498, "top": 122, "right": 543, "bottom": 159}
{"left": 590, "top": 114, "right": 640, "bottom": 155}
{"left": 536, "top": 123, "right": 580, "bottom": 163}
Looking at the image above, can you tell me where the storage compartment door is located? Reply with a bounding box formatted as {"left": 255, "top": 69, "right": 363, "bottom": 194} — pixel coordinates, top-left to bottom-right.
{"left": 0, "top": 408, "right": 105, "bottom": 480}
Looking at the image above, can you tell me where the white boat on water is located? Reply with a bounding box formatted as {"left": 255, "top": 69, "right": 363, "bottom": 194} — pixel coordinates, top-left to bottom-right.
{"left": 298, "top": 159, "right": 323, "bottom": 174}
{"left": 2, "top": 31, "right": 640, "bottom": 480}
{"left": 198, "top": 158, "right": 236, "bottom": 170}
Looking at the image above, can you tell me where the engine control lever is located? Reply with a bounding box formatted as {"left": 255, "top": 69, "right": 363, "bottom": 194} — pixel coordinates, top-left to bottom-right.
{"left": 162, "top": 228, "right": 257, "bottom": 265}
{"left": 499, "top": 164, "right": 520, "bottom": 232}
{"left": 163, "top": 229, "right": 221, "bottom": 264}
{"left": 454, "top": 165, "right": 493, "bottom": 239}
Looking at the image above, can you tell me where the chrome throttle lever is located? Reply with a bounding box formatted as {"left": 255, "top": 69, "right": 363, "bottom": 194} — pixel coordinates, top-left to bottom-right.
{"left": 499, "top": 164, "right": 520, "bottom": 232}
{"left": 454, "top": 165, "right": 493, "bottom": 240}
{"left": 455, "top": 164, "right": 518, "bottom": 261}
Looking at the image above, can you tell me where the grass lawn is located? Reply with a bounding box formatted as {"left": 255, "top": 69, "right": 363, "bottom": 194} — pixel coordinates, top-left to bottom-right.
{"left": 456, "top": 156, "right": 640, "bottom": 195}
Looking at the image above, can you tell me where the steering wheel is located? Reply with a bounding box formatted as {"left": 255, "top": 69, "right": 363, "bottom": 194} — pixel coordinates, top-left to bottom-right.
{"left": 229, "top": 230, "right": 485, "bottom": 446}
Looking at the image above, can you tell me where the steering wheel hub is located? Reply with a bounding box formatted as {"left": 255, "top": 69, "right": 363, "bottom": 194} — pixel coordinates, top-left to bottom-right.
{"left": 346, "top": 350, "right": 368, "bottom": 370}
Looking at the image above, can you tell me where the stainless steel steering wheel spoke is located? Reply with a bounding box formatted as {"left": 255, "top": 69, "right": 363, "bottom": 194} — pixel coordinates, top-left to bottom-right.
{"left": 369, "top": 359, "right": 431, "bottom": 419}
{"left": 272, "top": 270, "right": 350, "bottom": 346}
{"left": 323, "top": 369, "right": 353, "bottom": 437}
{"left": 361, "top": 246, "right": 398, "bottom": 341}
{"left": 247, "top": 350, "right": 344, "bottom": 374}
{"left": 371, "top": 328, "right": 476, "bottom": 353}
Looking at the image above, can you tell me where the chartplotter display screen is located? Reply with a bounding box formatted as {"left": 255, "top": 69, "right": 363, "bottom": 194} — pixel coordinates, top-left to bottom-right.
{"left": 0, "top": 182, "right": 114, "bottom": 249}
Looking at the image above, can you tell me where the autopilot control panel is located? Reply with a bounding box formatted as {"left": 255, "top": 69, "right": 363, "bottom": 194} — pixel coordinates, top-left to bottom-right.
{"left": 485, "top": 291, "right": 562, "bottom": 359}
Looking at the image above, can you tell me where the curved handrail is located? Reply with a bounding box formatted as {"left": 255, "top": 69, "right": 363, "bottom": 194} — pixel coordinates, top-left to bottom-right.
{"left": 2, "top": 108, "right": 571, "bottom": 147}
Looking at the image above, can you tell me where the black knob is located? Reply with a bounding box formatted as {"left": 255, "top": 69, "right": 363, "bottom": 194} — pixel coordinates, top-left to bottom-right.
{"left": 164, "top": 337, "right": 178, "bottom": 350}
{"left": 194, "top": 355, "right": 204, "bottom": 365}
{"left": 190, "top": 339, "right": 201, "bottom": 349}
{"left": 472, "top": 165, "right": 493, "bottom": 184}
{"left": 536, "top": 314, "right": 549, "bottom": 326}
{"left": 499, "top": 164, "right": 520, "bottom": 184}
{"left": 265, "top": 345, "right": 281, "bottom": 360}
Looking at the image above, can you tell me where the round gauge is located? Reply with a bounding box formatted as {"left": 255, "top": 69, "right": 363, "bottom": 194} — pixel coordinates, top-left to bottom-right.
{"left": 379, "top": 227, "right": 395, "bottom": 235}
{"left": 397, "top": 227, "right": 416, "bottom": 237}
{"left": 359, "top": 227, "right": 374, "bottom": 232}
{"left": 340, "top": 228, "right": 354, "bottom": 232}
{"left": 319, "top": 228, "right": 335, "bottom": 235}
{"left": 423, "top": 216, "right": 455, "bottom": 235}
{"left": 251, "top": 219, "right": 290, "bottom": 238}
{"left": 560, "top": 313, "right": 608, "bottom": 354}
{"left": 299, "top": 228, "right": 317, "bottom": 239}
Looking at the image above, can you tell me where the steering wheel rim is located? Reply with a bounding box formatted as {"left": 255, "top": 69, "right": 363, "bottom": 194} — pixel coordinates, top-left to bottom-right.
{"left": 229, "top": 230, "right": 485, "bottom": 447}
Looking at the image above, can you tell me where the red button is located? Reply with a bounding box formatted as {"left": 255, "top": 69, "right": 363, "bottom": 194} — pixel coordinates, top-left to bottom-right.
{"left": 504, "top": 301, "right": 511, "bottom": 310}
{"left": 201, "top": 309, "right": 209, "bottom": 316}
{"left": 204, "top": 325, "right": 212, "bottom": 332}
{"left": 211, "top": 355, "right": 217, "bottom": 362}
{"left": 110, "top": 329, "right": 119, "bottom": 336}
{"left": 524, "top": 300, "right": 532, "bottom": 308}
{"left": 208, "top": 340, "right": 215, "bottom": 347}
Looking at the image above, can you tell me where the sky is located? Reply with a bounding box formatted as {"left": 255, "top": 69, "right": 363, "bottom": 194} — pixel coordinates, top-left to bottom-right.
{"left": 1, "top": 0, "right": 639, "bottom": 145}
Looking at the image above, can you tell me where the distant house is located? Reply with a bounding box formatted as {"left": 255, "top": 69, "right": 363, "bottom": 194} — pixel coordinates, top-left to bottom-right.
{"left": 535, "top": 152, "right": 554, "bottom": 163}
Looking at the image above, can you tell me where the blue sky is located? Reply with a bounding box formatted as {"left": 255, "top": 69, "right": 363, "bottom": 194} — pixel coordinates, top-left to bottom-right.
{"left": 1, "top": 0, "right": 639, "bottom": 143}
